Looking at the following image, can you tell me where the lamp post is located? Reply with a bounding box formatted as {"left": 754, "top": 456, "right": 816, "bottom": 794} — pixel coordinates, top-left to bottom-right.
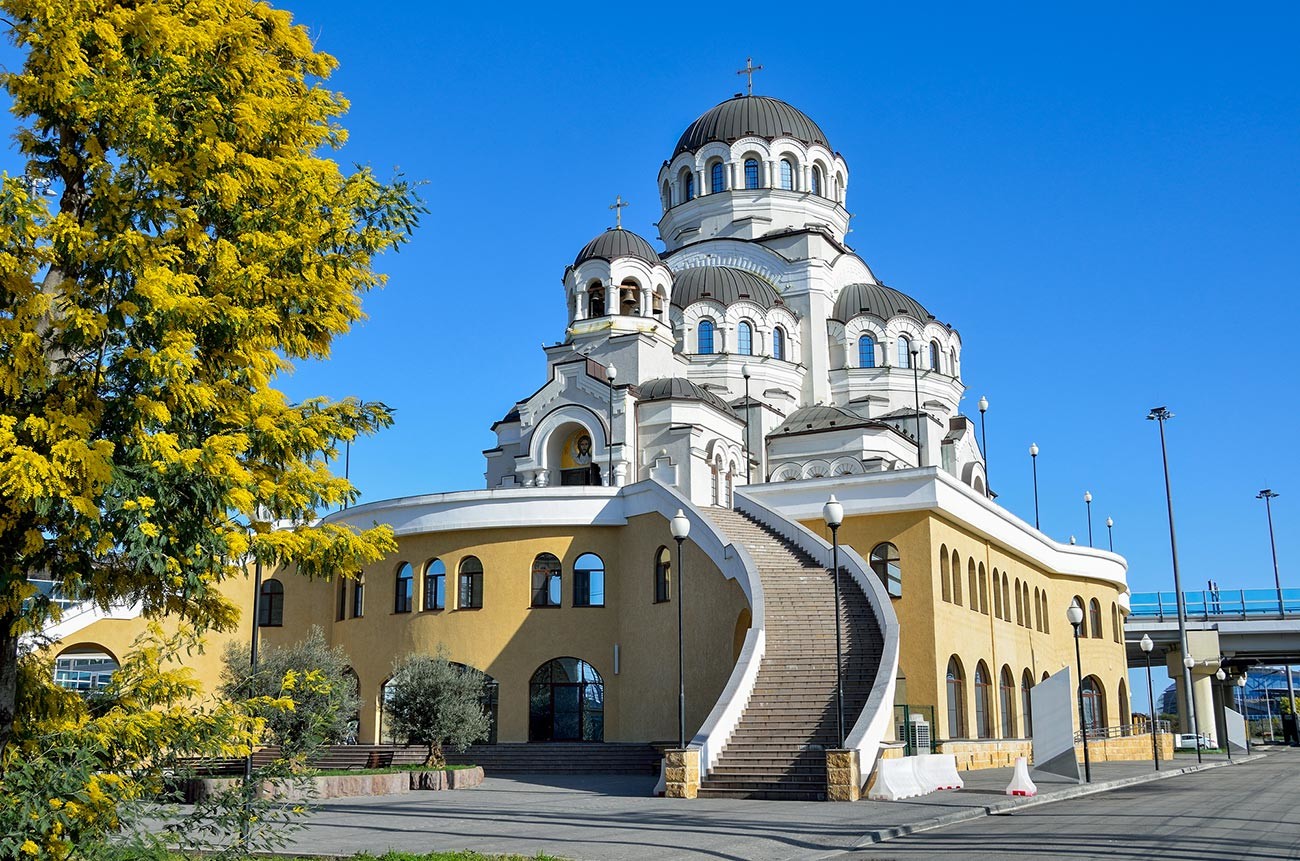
{"left": 1149, "top": 406, "right": 1199, "bottom": 764}
{"left": 910, "top": 343, "right": 923, "bottom": 467}
{"left": 1106, "top": 517, "right": 1114, "bottom": 552}
{"left": 1067, "top": 599, "right": 1092, "bottom": 782}
{"left": 1084, "top": 491, "right": 1093, "bottom": 547}
{"left": 823, "top": 495, "right": 846, "bottom": 748}
{"left": 1140, "top": 634, "right": 1159, "bottom": 771}
{"left": 1237, "top": 674, "right": 1249, "bottom": 752}
{"left": 1216, "top": 667, "right": 1230, "bottom": 759}
{"left": 240, "top": 554, "right": 264, "bottom": 848}
{"left": 670, "top": 509, "right": 691, "bottom": 749}
{"left": 606, "top": 364, "right": 617, "bottom": 487}
{"left": 742, "top": 364, "right": 752, "bottom": 485}
{"left": 1257, "top": 489, "right": 1283, "bottom": 614}
{"left": 1183, "top": 654, "right": 1202, "bottom": 763}
{"left": 1029, "top": 443, "right": 1040, "bottom": 529}
{"left": 978, "top": 396, "right": 990, "bottom": 498}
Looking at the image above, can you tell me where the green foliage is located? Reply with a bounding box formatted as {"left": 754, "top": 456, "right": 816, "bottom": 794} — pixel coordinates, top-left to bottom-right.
{"left": 1280, "top": 696, "right": 1296, "bottom": 716}
{"left": 221, "top": 626, "right": 358, "bottom": 768}
{"left": 0, "top": 0, "right": 422, "bottom": 747}
{"left": 384, "top": 654, "right": 490, "bottom": 768}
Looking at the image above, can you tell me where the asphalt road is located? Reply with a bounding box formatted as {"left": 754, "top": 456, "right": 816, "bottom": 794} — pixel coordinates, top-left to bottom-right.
{"left": 846, "top": 747, "right": 1300, "bottom": 860}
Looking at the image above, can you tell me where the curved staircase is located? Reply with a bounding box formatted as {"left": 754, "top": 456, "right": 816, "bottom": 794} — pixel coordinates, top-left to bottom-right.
{"left": 699, "top": 508, "right": 883, "bottom": 800}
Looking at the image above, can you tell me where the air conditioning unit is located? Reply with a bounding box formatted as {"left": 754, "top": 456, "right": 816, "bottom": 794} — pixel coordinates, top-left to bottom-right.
{"left": 897, "top": 713, "right": 931, "bottom": 752}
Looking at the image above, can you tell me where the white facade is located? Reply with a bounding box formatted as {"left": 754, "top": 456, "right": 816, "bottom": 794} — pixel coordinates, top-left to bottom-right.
{"left": 484, "top": 94, "right": 986, "bottom": 507}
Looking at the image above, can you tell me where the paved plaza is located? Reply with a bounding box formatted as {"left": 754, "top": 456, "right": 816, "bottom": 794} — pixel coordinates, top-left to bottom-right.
{"left": 273, "top": 748, "right": 1296, "bottom": 860}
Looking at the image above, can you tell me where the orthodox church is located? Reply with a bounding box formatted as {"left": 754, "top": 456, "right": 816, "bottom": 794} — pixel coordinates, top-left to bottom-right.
{"left": 49, "top": 81, "right": 1137, "bottom": 800}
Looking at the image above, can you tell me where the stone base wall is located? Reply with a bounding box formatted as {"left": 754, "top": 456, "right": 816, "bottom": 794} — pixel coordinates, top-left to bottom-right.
{"left": 1076, "top": 732, "right": 1173, "bottom": 763}
{"left": 664, "top": 748, "right": 700, "bottom": 799}
{"left": 935, "top": 733, "right": 1173, "bottom": 771}
{"left": 186, "top": 767, "right": 484, "bottom": 802}
{"left": 825, "top": 749, "right": 861, "bottom": 802}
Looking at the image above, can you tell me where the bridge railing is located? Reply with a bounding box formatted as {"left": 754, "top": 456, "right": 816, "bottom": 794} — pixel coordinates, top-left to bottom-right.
{"left": 1129, "top": 588, "right": 1300, "bottom": 621}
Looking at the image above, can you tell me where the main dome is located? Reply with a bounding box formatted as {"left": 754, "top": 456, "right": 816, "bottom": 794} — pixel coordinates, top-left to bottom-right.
{"left": 572, "top": 227, "right": 660, "bottom": 268}
{"left": 674, "top": 95, "right": 831, "bottom": 156}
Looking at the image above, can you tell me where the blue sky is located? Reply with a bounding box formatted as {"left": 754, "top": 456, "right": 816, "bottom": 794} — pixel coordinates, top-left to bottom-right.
{"left": 3, "top": 3, "right": 1297, "bottom": 703}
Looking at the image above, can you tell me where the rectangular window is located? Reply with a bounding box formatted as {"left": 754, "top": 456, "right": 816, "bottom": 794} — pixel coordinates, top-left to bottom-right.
{"left": 352, "top": 580, "right": 364, "bottom": 618}
{"left": 574, "top": 569, "right": 605, "bottom": 607}
{"left": 459, "top": 573, "right": 481, "bottom": 609}
{"left": 425, "top": 574, "right": 445, "bottom": 610}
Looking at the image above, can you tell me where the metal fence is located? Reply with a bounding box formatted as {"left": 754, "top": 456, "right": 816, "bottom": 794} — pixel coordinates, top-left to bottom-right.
{"left": 1073, "top": 720, "right": 1170, "bottom": 743}
{"left": 1129, "top": 588, "right": 1300, "bottom": 620}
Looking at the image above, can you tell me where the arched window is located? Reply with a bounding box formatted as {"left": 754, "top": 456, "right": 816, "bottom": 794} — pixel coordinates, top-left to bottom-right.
{"left": 946, "top": 657, "right": 967, "bottom": 738}
{"left": 939, "top": 545, "right": 951, "bottom": 603}
{"left": 811, "top": 165, "right": 823, "bottom": 196}
{"left": 424, "top": 559, "right": 446, "bottom": 611}
{"left": 737, "top": 321, "right": 754, "bottom": 355}
{"left": 1073, "top": 595, "right": 1088, "bottom": 637}
{"left": 53, "top": 648, "right": 119, "bottom": 692}
{"left": 458, "top": 556, "right": 483, "bottom": 609}
{"left": 1021, "top": 670, "right": 1035, "bottom": 737}
{"left": 870, "top": 542, "right": 902, "bottom": 598}
{"left": 1089, "top": 597, "right": 1103, "bottom": 639}
{"left": 337, "top": 577, "right": 347, "bottom": 621}
{"left": 1118, "top": 678, "right": 1130, "bottom": 726}
{"left": 1033, "top": 587, "right": 1042, "bottom": 631}
{"left": 1111, "top": 602, "right": 1120, "bottom": 643}
{"left": 258, "top": 579, "right": 284, "bottom": 627}
{"left": 529, "top": 657, "right": 604, "bottom": 742}
{"left": 661, "top": 180, "right": 671, "bottom": 209}
{"left": 859, "top": 336, "right": 876, "bottom": 368}
{"left": 1021, "top": 582, "right": 1030, "bottom": 627}
{"left": 898, "top": 337, "right": 912, "bottom": 368}
{"left": 697, "top": 319, "right": 715, "bottom": 354}
{"left": 531, "top": 553, "right": 562, "bottom": 608}
{"left": 779, "top": 158, "right": 794, "bottom": 190}
{"left": 772, "top": 326, "right": 786, "bottom": 361}
{"left": 587, "top": 282, "right": 605, "bottom": 318}
{"left": 1042, "top": 593, "right": 1050, "bottom": 633}
{"left": 352, "top": 573, "right": 365, "bottom": 618}
{"left": 1014, "top": 578, "right": 1023, "bottom": 625}
{"left": 929, "top": 340, "right": 941, "bottom": 372}
{"left": 992, "top": 570, "right": 1002, "bottom": 619}
{"left": 654, "top": 546, "right": 671, "bottom": 603}
{"left": 835, "top": 171, "right": 845, "bottom": 202}
{"left": 950, "top": 347, "right": 957, "bottom": 374}
{"left": 1081, "top": 676, "right": 1105, "bottom": 734}
{"left": 682, "top": 170, "right": 694, "bottom": 202}
{"left": 710, "top": 161, "right": 725, "bottom": 193}
{"left": 1000, "top": 665, "right": 1016, "bottom": 738}
{"left": 574, "top": 553, "right": 605, "bottom": 607}
{"left": 967, "top": 559, "right": 978, "bottom": 613}
{"left": 452, "top": 664, "right": 500, "bottom": 745}
{"left": 974, "top": 661, "right": 993, "bottom": 739}
{"left": 394, "top": 562, "right": 413, "bottom": 613}
{"left": 978, "top": 563, "right": 989, "bottom": 615}
{"left": 744, "top": 158, "right": 760, "bottom": 189}
{"left": 1002, "top": 572, "right": 1011, "bottom": 621}
{"left": 951, "top": 550, "right": 962, "bottom": 606}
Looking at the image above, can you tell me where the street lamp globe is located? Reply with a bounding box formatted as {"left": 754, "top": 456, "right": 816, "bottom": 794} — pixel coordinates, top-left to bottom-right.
{"left": 670, "top": 509, "right": 690, "bottom": 540}
{"left": 822, "top": 495, "right": 843, "bottom": 529}
{"left": 1140, "top": 634, "right": 1153, "bottom": 653}
{"left": 1084, "top": 491, "right": 1092, "bottom": 503}
{"left": 1215, "top": 668, "right": 1226, "bottom": 681}
{"left": 1066, "top": 600, "right": 1084, "bottom": 627}
{"left": 1106, "top": 517, "right": 1114, "bottom": 528}
{"left": 1029, "top": 443, "right": 1038, "bottom": 457}
{"left": 605, "top": 364, "right": 617, "bottom": 382}
{"left": 978, "top": 396, "right": 988, "bottom": 413}
{"left": 1237, "top": 675, "right": 1248, "bottom": 688}
{"left": 742, "top": 363, "right": 751, "bottom": 379}
{"left": 1184, "top": 655, "right": 1195, "bottom": 670}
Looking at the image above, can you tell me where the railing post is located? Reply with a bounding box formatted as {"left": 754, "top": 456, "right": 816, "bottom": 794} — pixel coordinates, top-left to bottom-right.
{"left": 1240, "top": 589, "right": 1246, "bottom": 619}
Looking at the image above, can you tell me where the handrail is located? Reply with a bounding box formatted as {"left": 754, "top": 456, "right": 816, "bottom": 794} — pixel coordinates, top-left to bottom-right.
{"left": 734, "top": 488, "right": 900, "bottom": 782}
{"left": 1074, "top": 720, "right": 1171, "bottom": 742}
{"left": 1129, "top": 588, "right": 1300, "bottom": 621}
{"left": 621, "top": 480, "right": 766, "bottom": 774}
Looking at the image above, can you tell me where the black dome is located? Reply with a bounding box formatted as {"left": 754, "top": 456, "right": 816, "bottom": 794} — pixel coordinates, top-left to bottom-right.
{"left": 832, "top": 282, "right": 935, "bottom": 324}
{"left": 674, "top": 95, "right": 831, "bottom": 156}
{"left": 573, "top": 228, "right": 660, "bottom": 268}
{"left": 637, "top": 377, "right": 737, "bottom": 417}
{"left": 671, "top": 266, "right": 783, "bottom": 310}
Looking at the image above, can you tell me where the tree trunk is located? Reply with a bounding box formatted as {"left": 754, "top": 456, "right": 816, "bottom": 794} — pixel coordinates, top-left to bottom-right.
{"left": 423, "top": 740, "right": 445, "bottom": 769}
{"left": 0, "top": 612, "right": 19, "bottom": 759}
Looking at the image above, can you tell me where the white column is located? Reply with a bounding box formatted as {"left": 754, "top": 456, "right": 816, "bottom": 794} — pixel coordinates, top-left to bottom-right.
{"left": 763, "top": 160, "right": 774, "bottom": 187}
{"left": 724, "top": 162, "right": 733, "bottom": 190}
{"left": 577, "top": 289, "right": 588, "bottom": 320}
{"left": 802, "top": 165, "right": 811, "bottom": 191}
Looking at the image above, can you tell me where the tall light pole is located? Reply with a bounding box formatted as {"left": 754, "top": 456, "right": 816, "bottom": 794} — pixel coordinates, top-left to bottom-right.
{"left": 910, "top": 343, "right": 923, "bottom": 467}
{"left": 1106, "top": 516, "right": 1114, "bottom": 552}
{"left": 1140, "top": 634, "right": 1159, "bottom": 771}
{"left": 670, "top": 510, "right": 691, "bottom": 749}
{"left": 1236, "top": 674, "right": 1249, "bottom": 752}
{"left": 1216, "top": 668, "right": 1231, "bottom": 759}
{"left": 606, "top": 364, "right": 617, "bottom": 487}
{"left": 823, "top": 495, "right": 845, "bottom": 749}
{"left": 1029, "top": 443, "right": 1040, "bottom": 529}
{"left": 978, "top": 396, "right": 990, "bottom": 497}
{"left": 1257, "top": 489, "right": 1283, "bottom": 614}
{"left": 742, "top": 364, "right": 752, "bottom": 485}
{"left": 1084, "top": 491, "right": 1093, "bottom": 547}
{"left": 241, "top": 554, "right": 264, "bottom": 849}
{"left": 1149, "top": 406, "right": 1199, "bottom": 761}
{"left": 1067, "top": 599, "right": 1092, "bottom": 782}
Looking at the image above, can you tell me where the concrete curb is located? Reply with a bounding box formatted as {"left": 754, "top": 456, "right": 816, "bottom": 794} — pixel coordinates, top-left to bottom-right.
{"left": 851, "top": 752, "right": 1267, "bottom": 848}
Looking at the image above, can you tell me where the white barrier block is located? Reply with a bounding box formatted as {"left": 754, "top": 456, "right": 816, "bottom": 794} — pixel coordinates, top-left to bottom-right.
{"left": 868, "top": 756, "right": 929, "bottom": 801}
{"left": 914, "top": 753, "right": 963, "bottom": 791}
{"left": 652, "top": 759, "right": 666, "bottom": 797}
{"left": 1005, "top": 756, "right": 1037, "bottom": 797}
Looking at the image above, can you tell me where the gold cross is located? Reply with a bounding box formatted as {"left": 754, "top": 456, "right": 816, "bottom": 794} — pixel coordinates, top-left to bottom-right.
{"left": 610, "top": 195, "right": 628, "bottom": 229}
{"left": 737, "top": 57, "right": 763, "bottom": 95}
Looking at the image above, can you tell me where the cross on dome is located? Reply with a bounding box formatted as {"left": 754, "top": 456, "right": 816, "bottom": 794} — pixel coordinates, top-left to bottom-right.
{"left": 609, "top": 195, "right": 628, "bottom": 229}
{"left": 737, "top": 57, "right": 763, "bottom": 95}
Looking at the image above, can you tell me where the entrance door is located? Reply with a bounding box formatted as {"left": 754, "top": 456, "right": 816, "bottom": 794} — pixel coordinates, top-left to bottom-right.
{"left": 529, "top": 657, "right": 604, "bottom": 742}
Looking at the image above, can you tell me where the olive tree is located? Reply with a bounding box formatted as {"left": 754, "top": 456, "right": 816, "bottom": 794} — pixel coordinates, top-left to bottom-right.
{"left": 384, "top": 654, "right": 490, "bottom": 768}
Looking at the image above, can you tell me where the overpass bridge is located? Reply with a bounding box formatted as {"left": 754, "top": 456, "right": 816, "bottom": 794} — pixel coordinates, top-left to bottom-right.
{"left": 1123, "top": 588, "right": 1299, "bottom": 744}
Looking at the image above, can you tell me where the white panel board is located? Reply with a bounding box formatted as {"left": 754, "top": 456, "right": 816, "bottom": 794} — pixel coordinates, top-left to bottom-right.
{"left": 1031, "top": 667, "right": 1081, "bottom": 782}
{"left": 1225, "top": 706, "right": 1248, "bottom": 753}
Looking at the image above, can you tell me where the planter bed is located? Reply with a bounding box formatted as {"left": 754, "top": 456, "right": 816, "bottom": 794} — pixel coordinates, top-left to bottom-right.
{"left": 185, "top": 765, "right": 483, "bottom": 801}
